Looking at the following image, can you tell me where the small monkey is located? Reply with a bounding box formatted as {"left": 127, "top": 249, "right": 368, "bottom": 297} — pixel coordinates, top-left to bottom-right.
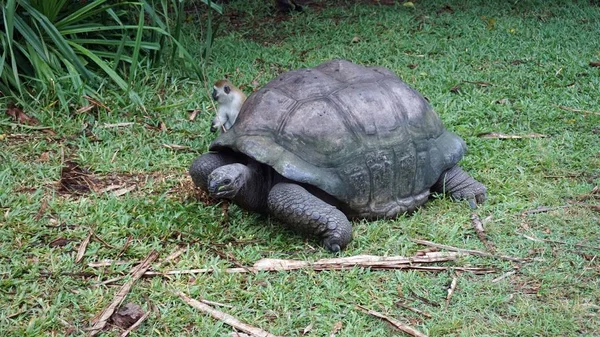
{"left": 211, "top": 79, "right": 247, "bottom": 133}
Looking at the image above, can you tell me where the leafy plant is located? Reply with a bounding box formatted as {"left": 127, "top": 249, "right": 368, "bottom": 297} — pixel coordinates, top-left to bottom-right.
{"left": 0, "top": 0, "right": 222, "bottom": 107}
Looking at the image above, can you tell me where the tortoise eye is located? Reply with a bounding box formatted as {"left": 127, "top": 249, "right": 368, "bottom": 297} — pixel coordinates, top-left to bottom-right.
{"left": 224, "top": 85, "right": 231, "bottom": 94}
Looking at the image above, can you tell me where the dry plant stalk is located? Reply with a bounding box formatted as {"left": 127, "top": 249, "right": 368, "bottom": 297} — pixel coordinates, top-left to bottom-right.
{"left": 356, "top": 305, "right": 428, "bottom": 337}
{"left": 471, "top": 212, "right": 495, "bottom": 252}
{"left": 143, "top": 252, "right": 465, "bottom": 276}
{"left": 445, "top": 273, "right": 460, "bottom": 308}
{"left": 396, "top": 302, "right": 432, "bottom": 318}
{"left": 175, "top": 290, "right": 282, "bottom": 337}
{"left": 411, "top": 239, "right": 526, "bottom": 263}
{"left": 89, "top": 250, "right": 159, "bottom": 336}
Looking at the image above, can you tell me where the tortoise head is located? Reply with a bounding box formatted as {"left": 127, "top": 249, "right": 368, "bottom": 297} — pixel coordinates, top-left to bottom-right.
{"left": 207, "top": 163, "right": 248, "bottom": 199}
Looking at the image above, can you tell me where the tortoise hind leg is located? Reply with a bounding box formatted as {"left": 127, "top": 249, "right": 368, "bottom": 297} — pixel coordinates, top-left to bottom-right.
{"left": 189, "top": 152, "right": 238, "bottom": 191}
{"left": 432, "top": 165, "right": 487, "bottom": 205}
{"left": 267, "top": 183, "right": 353, "bottom": 252}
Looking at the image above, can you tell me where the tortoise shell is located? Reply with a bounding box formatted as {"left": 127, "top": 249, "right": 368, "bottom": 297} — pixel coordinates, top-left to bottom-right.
{"left": 211, "top": 60, "right": 466, "bottom": 218}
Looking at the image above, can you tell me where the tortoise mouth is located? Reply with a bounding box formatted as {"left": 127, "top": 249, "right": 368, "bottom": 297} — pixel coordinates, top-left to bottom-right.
{"left": 208, "top": 178, "right": 236, "bottom": 198}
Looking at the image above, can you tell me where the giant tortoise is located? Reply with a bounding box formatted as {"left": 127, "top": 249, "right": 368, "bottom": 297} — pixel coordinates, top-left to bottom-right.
{"left": 189, "top": 59, "right": 487, "bottom": 252}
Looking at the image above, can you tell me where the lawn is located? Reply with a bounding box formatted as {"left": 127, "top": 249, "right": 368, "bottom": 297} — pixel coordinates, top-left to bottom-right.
{"left": 1, "top": 0, "right": 599, "bottom": 336}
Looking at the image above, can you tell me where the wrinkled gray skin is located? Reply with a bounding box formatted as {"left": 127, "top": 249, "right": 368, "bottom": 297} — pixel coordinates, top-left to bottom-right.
{"left": 190, "top": 60, "right": 487, "bottom": 252}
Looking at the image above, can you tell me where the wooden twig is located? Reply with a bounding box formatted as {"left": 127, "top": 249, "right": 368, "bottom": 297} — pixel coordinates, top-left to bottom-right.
{"left": 154, "top": 245, "right": 187, "bottom": 269}
{"left": 520, "top": 233, "right": 600, "bottom": 251}
{"left": 521, "top": 205, "right": 569, "bottom": 216}
{"left": 491, "top": 270, "right": 517, "bottom": 283}
{"left": 75, "top": 229, "right": 93, "bottom": 263}
{"left": 88, "top": 260, "right": 136, "bottom": 268}
{"left": 407, "top": 289, "right": 439, "bottom": 307}
{"left": 89, "top": 250, "right": 159, "bottom": 336}
{"left": 116, "top": 236, "right": 133, "bottom": 259}
{"left": 471, "top": 212, "right": 495, "bottom": 252}
{"left": 175, "top": 290, "right": 282, "bottom": 337}
{"left": 99, "top": 122, "right": 135, "bottom": 128}
{"left": 143, "top": 252, "right": 463, "bottom": 276}
{"left": 356, "top": 305, "right": 428, "bottom": 337}
{"left": 445, "top": 273, "right": 459, "bottom": 308}
{"left": 410, "top": 239, "right": 527, "bottom": 263}
{"left": 143, "top": 264, "right": 494, "bottom": 277}
{"left": 201, "top": 299, "right": 234, "bottom": 308}
{"left": 120, "top": 308, "right": 151, "bottom": 337}
{"left": 209, "top": 246, "right": 256, "bottom": 273}
{"left": 396, "top": 302, "right": 432, "bottom": 318}
{"left": 553, "top": 104, "right": 600, "bottom": 116}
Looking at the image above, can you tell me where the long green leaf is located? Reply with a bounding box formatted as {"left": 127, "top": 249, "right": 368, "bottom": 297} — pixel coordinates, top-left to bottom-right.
{"left": 3, "top": 0, "right": 22, "bottom": 93}
{"left": 13, "top": 14, "right": 49, "bottom": 62}
{"left": 18, "top": 0, "right": 91, "bottom": 80}
{"left": 55, "top": 0, "right": 108, "bottom": 29}
{"left": 128, "top": 4, "right": 145, "bottom": 85}
{"left": 68, "top": 38, "right": 160, "bottom": 50}
{"left": 69, "top": 42, "right": 128, "bottom": 90}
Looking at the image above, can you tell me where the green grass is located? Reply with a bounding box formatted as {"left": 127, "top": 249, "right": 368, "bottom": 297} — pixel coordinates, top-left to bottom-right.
{"left": 1, "top": 0, "right": 600, "bottom": 336}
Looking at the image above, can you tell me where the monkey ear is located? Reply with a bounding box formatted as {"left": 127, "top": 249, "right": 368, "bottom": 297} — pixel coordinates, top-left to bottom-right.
{"left": 224, "top": 85, "right": 231, "bottom": 94}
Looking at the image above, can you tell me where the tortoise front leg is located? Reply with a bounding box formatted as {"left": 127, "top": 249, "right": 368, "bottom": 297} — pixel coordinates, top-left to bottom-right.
{"left": 189, "top": 152, "right": 238, "bottom": 191}
{"left": 432, "top": 165, "right": 487, "bottom": 205}
{"left": 267, "top": 183, "right": 353, "bottom": 252}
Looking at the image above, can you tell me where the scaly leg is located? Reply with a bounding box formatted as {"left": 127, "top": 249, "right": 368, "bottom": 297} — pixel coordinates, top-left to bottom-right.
{"left": 268, "top": 183, "right": 352, "bottom": 252}
{"left": 432, "top": 165, "right": 487, "bottom": 205}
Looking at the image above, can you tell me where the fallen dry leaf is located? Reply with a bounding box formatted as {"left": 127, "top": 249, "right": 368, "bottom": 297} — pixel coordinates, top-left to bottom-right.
{"left": 6, "top": 105, "right": 39, "bottom": 126}
{"left": 59, "top": 160, "right": 97, "bottom": 194}
{"left": 188, "top": 109, "right": 200, "bottom": 121}
{"left": 589, "top": 61, "right": 600, "bottom": 67}
{"left": 111, "top": 185, "right": 136, "bottom": 197}
{"left": 478, "top": 132, "right": 547, "bottom": 139}
{"left": 407, "top": 64, "right": 419, "bottom": 69}
{"left": 33, "top": 198, "right": 49, "bottom": 221}
{"left": 450, "top": 85, "right": 461, "bottom": 93}
{"left": 302, "top": 324, "right": 313, "bottom": 335}
{"left": 84, "top": 95, "right": 111, "bottom": 111}
{"left": 110, "top": 303, "right": 145, "bottom": 330}
{"left": 162, "top": 143, "right": 191, "bottom": 151}
{"left": 49, "top": 237, "right": 71, "bottom": 248}
{"left": 38, "top": 152, "right": 50, "bottom": 163}
{"left": 351, "top": 36, "right": 361, "bottom": 43}
{"left": 437, "top": 4, "right": 454, "bottom": 14}
{"left": 75, "top": 105, "right": 95, "bottom": 114}
{"left": 330, "top": 321, "right": 343, "bottom": 337}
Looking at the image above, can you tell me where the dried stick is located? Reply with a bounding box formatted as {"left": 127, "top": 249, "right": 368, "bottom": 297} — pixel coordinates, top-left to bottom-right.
{"left": 471, "top": 212, "right": 495, "bottom": 252}
{"left": 553, "top": 104, "right": 600, "bottom": 116}
{"left": 445, "top": 273, "right": 459, "bottom": 308}
{"left": 143, "top": 252, "right": 461, "bottom": 276}
{"left": 75, "top": 229, "right": 93, "bottom": 263}
{"left": 143, "top": 264, "right": 494, "bottom": 276}
{"left": 520, "top": 233, "right": 600, "bottom": 251}
{"left": 395, "top": 302, "right": 432, "bottom": 318}
{"left": 491, "top": 270, "right": 517, "bottom": 283}
{"left": 411, "top": 239, "right": 526, "bottom": 263}
{"left": 356, "top": 305, "right": 428, "bottom": 337}
{"left": 175, "top": 290, "right": 281, "bottom": 337}
{"left": 89, "top": 250, "right": 159, "bottom": 336}
{"left": 521, "top": 205, "right": 569, "bottom": 216}
{"left": 154, "top": 245, "right": 187, "bottom": 270}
